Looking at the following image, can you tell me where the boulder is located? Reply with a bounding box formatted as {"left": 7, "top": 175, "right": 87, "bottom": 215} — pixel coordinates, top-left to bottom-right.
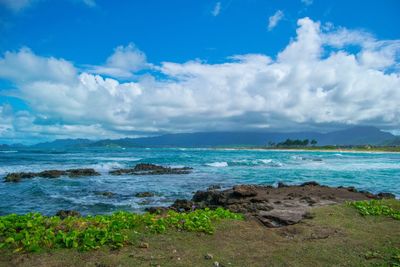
{"left": 377, "top": 192, "right": 396, "bottom": 199}
{"left": 232, "top": 185, "right": 257, "bottom": 197}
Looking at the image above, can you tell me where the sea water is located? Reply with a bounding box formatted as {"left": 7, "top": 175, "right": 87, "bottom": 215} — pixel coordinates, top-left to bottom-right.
{"left": 0, "top": 147, "right": 399, "bottom": 215}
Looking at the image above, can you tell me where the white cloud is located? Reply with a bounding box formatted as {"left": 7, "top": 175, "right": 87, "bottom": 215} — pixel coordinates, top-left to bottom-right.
{"left": 0, "top": 0, "right": 32, "bottom": 11}
{"left": 268, "top": 10, "right": 284, "bottom": 31}
{"left": 82, "top": 0, "right": 96, "bottom": 7}
{"left": 211, "top": 2, "right": 221, "bottom": 16}
{"left": 301, "top": 0, "right": 313, "bottom": 6}
{"left": 1, "top": 17, "right": 400, "bottom": 142}
{"left": 89, "top": 43, "right": 151, "bottom": 78}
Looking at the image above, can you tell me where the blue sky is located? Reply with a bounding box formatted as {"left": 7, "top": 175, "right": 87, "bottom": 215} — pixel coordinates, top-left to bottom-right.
{"left": 0, "top": 0, "right": 399, "bottom": 143}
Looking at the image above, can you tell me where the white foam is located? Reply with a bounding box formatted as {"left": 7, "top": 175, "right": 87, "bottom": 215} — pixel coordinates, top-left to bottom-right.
{"left": 91, "top": 162, "right": 125, "bottom": 172}
{"left": 259, "top": 159, "right": 273, "bottom": 164}
{"left": 206, "top": 161, "right": 228, "bottom": 167}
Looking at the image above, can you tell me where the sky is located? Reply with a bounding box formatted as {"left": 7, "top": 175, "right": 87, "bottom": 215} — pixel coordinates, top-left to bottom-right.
{"left": 0, "top": 0, "right": 399, "bottom": 144}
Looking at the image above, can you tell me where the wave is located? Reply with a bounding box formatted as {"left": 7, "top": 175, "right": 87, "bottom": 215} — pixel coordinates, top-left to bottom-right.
{"left": 93, "top": 157, "right": 142, "bottom": 162}
{"left": 90, "top": 162, "right": 125, "bottom": 172}
{"left": 206, "top": 161, "right": 228, "bottom": 167}
{"left": 206, "top": 159, "right": 283, "bottom": 168}
{"left": 0, "top": 150, "right": 18, "bottom": 153}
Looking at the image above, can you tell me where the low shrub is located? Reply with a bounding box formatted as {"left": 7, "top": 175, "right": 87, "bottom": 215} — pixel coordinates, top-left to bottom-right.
{"left": 348, "top": 200, "right": 400, "bottom": 220}
{"left": 0, "top": 208, "right": 243, "bottom": 252}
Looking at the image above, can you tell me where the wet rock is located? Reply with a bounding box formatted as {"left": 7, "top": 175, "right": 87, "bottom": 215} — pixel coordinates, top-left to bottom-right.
{"left": 207, "top": 184, "right": 221, "bottom": 191}
{"left": 56, "top": 210, "right": 81, "bottom": 219}
{"left": 4, "top": 168, "right": 100, "bottom": 182}
{"left": 135, "top": 192, "right": 155, "bottom": 198}
{"left": 300, "top": 181, "right": 320, "bottom": 187}
{"left": 67, "top": 168, "right": 100, "bottom": 177}
{"left": 4, "top": 172, "right": 35, "bottom": 182}
{"left": 277, "top": 182, "right": 288, "bottom": 188}
{"left": 377, "top": 192, "right": 395, "bottom": 199}
{"left": 109, "top": 163, "right": 192, "bottom": 176}
{"left": 38, "top": 170, "right": 66, "bottom": 178}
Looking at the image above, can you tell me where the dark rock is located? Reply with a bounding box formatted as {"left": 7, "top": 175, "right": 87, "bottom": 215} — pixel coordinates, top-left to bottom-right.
{"left": 4, "top": 172, "right": 35, "bottom": 182}
{"left": 56, "top": 210, "right": 81, "bottom": 219}
{"left": 38, "top": 170, "right": 66, "bottom": 178}
{"left": 171, "top": 199, "right": 195, "bottom": 211}
{"left": 135, "top": 191, "right": 155, "bottom": 198}
{"left": 4, "top": 168, "right": 100, "bottom": 182}
{"left": 158, "top": 182, "right": 377, "bottom": 228}
{"left": 207, "top": 184, "right": 221, "bottom": 191}
{"left": 110, "top": 163, "right": 192, "bottom": 176}
{"left": 377, "top": 192, "right": 395, "bottom": 199}
{"left": 232, "top": 185, "right": 257, "bottom": 197}
{"left": 67, "top": 168, "right": 100, "bottom": 177}
{"left": 277, "top": 182, "right": 288, "bottom": 188}
{"left": 300, "top": 181, "right": 320, "bottom": 187}
{"left": 145, "top": 206, "right": 169, "bottom": 214}
{"left": 347, "top": 186, "right": 358, "bottom": 193}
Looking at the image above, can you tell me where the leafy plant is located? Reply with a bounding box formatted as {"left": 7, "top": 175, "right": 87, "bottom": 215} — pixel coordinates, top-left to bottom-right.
{"left": 0, "top": 208, "right": 243, "bottom": 252}
{"left": 348, "top": 200, "right": 400, "bottom": 220}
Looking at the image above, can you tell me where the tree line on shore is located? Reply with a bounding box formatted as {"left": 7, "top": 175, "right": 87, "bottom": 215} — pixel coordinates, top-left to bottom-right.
{"left": 268, "top": 139, "right": 318, "bottom": 147}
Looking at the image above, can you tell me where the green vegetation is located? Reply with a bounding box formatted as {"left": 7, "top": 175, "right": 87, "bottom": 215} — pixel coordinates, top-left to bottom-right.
{"left": 0, "top": 202, "right": 399, "bottom": 266}
{"left": 0, "top": 208, "right": 243, "bottom": 253}
{"left": 349, "top": 199, "right": 400, "bottom": 220}
{"left": 275, "top": 138, "right": 311, "bottom": 147}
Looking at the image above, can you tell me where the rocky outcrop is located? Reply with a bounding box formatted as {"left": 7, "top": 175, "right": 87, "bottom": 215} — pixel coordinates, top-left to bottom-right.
{"left": 168, "top": 182, "right": 395, "bottom": 228}
{"left": 109, "top": 163, "right": 192, "bottom": 176}
{"left": 4, "top": 168, "right": 100, "bottom": 182}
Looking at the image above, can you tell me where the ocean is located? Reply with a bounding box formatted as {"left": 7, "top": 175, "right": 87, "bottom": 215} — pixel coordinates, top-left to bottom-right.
{"left": 0, "top": 147, "right": 399, "bottom": 216}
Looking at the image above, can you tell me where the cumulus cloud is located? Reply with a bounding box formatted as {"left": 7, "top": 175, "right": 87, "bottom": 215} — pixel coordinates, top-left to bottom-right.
{"left": 268, "top": 10, "right": 284, "bottom": 31}
{"left": 0, "top": 17, "right": 400, "bottom": 142}
{"left": 89, "top": 43, "right": 151, "bottom": 78}
{"left": 211, "top": 2, "right": 221, "bottom": 16}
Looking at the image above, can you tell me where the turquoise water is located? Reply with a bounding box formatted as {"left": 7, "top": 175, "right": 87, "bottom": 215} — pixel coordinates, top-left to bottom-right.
{"left": 0, "top": 147, "right": 399, "bottom": 215}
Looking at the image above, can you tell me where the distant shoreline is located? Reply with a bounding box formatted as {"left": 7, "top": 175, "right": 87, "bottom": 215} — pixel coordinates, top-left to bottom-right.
{"left": 212, "top": 147, "right": 400, "bottom": 153}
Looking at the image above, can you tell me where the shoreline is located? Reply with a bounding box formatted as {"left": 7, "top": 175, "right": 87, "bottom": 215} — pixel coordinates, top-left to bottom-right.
{"left": 212, "top": 147, "right": 400, "bottom": 154}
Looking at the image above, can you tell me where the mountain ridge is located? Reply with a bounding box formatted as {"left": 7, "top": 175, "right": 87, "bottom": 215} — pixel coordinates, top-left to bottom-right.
{"left": 3, "top": 126, "right": 395, "bottom": 149}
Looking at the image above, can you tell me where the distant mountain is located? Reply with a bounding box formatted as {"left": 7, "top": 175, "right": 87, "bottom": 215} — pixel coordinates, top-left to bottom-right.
{"left": 22, "top": 126, "right": 396, "bottom": 149}
{"left": 32, "top": 138, "right": 93, "bottom": 149}
{"left": 384, "top": 136, "right": 400, "bottom": 146}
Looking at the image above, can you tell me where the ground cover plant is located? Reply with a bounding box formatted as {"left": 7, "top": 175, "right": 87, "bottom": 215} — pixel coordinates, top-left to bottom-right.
{"left": 0, "top": 208, "right": 243, "bottom": 252}
{"left": 349, "top": 199, "right": 400, "bottom": 220}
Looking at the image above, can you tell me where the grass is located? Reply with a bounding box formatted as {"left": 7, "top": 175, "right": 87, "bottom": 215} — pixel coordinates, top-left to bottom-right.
{"left": 0, "top": 200, "right": 399, "bottom": 266}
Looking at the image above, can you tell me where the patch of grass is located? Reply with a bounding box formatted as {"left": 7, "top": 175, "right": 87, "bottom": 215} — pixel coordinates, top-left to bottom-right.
{"left": 348, "top": 199, "right": 400, "bottom": 220}
{"left": 0, "top": 208, "right": 243, "bottom": 252}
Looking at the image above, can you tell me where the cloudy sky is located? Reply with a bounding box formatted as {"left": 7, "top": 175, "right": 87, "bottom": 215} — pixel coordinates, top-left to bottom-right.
{"left": 0, "top": 0, "right": 399, "bottom": 144}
